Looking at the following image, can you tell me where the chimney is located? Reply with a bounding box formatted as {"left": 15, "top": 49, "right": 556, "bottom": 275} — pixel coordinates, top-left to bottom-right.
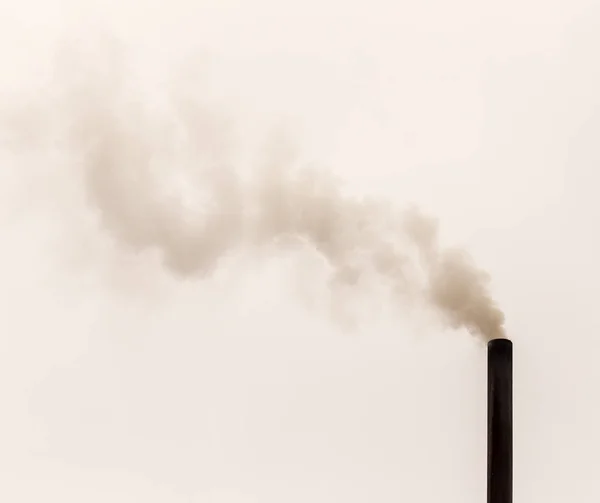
{"left": 487, "top": 338, "right": 513, "bottom": 503}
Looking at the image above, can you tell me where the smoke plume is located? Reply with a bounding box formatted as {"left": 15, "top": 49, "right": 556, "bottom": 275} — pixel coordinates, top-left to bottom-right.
{"left": 1, "top": 40, "right": 505, "bottom": 342}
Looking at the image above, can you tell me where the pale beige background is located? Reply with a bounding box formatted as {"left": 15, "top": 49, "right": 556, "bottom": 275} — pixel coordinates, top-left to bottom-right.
{"left": 1, "top": 0, "right": 599, "bottom": 501}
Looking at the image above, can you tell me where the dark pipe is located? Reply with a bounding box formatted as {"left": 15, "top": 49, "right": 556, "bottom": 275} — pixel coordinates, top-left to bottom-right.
{"left": 488, "top": 338, "right": 512, "bottom": 503}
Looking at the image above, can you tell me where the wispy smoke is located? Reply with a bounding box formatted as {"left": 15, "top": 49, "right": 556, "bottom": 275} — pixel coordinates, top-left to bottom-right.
{"left": 1, "top": 40, "right": 505, "bottom": 342}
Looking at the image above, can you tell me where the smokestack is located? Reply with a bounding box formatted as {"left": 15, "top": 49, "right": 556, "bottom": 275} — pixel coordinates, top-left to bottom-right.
{"left": 487, "top": 338, "right": 512, "bottom": 503}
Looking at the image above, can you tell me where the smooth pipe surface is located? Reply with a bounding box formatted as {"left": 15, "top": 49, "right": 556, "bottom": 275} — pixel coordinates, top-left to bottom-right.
{"left": 487, "top": 339, "right": 512, "bottom": 503}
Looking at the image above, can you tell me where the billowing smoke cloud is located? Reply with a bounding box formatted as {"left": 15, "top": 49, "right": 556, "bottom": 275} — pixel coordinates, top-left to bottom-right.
{"left": 1, "top": 39, "right": 505, "bottom": 342}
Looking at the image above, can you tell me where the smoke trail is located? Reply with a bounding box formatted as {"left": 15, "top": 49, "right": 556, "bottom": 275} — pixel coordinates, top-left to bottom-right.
{"left": 1, "top": 40, "right": 505, "bottom": 342}
{"left": 403, "top": 208, "right": 506, "bottom": 340}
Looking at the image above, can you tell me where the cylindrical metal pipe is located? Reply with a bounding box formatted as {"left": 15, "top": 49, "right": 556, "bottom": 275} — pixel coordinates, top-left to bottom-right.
{"left": 488, "top": 338, "right": 512, "bottom": 503}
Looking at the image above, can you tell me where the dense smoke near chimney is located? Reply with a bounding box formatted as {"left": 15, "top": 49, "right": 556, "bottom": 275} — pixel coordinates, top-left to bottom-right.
{"left": 1, "top": 39, "right": 505, "bottom": 342}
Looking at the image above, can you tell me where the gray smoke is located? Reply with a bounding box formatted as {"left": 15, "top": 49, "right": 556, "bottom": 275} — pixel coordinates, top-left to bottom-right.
{"left": 1, "top": 41, "right": 505, "bottom": 342}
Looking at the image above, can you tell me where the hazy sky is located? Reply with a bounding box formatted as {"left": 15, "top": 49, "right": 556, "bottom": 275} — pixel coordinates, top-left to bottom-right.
{"left": 1, "top": 0, "right": 599, "bottom": 502}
